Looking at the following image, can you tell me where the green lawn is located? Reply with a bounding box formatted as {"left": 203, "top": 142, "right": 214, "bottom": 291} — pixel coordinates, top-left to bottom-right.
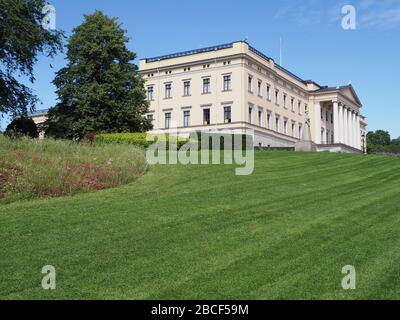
{"left": 1, "top": 151, "right": 400, "bottom": 299}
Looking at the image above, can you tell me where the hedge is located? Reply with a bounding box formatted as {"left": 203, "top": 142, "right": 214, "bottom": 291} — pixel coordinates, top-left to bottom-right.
{"left": 192, "top": 133, "right": 253, "bottom": 150}
{"left": 95, "top": 132, "right": 254, "bottom": 151}
{"left": 94, "top": 133, "right": 189, "bottom": 149}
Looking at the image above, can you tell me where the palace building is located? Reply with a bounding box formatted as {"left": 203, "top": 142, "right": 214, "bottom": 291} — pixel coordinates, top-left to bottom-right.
{"left": 140, "top": 41, "right": 367, "bottom": 152}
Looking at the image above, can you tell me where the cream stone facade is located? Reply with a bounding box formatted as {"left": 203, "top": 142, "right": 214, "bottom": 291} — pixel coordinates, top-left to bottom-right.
{"left": 28, "top": 109, "right": 48, "bottom": 139}
{"left": 29, "top": 41, "right": 367, "bottom": 151}
{"left": 140, "top": 41, "right": 366, "bottom": 152}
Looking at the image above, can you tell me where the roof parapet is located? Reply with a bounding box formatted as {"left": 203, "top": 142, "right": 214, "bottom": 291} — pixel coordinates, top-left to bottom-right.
{"left": 142, "top": 42, "right": 234, "bottom": 63}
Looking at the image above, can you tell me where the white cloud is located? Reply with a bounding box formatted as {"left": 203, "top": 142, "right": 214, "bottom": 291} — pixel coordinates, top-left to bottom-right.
{"left": 273, "top": 0, "right": 400, "bottom": 29}
{"left": 359, "top": 3, "right": 400, "bottom": 29}
{"left": 272, "top": 0, "right": 325, "bottom": 26}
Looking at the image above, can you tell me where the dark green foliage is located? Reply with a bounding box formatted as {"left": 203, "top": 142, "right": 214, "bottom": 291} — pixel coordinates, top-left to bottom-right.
{"left": 45, "top": 11, "right": 151, "bottom": 139}
{"left": 391, "top": 137, "right": 400, "bottom": 147}
{"left": 0, "top": 0, "right": 63, "bottom": 116}
{"left": 367, "top": 130, "right": 400, "bottom": 154}
{"left": 5, "top": 117, "right": 38, "bottom": 138}
{"left": 367, "top": 130, "right": 391, "bottom": 146}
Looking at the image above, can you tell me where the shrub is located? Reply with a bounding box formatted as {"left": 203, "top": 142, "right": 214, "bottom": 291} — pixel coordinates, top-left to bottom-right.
{"left": 95, "top": 132, "right": 189, "bottom": 149}
{"left": 94, "top": 132, "right": 255, "bottom": 151}
{"left": 192, "top": 133, "right": 253, "bottom": 150}
{"left": 95, "top": 132, "right": 151, "bottom": 147}
{"left": 5, "top": 117, "right": 39, "bottom": 138}
{"left": 82, "top": 132, "right": 95, "bottom": 144}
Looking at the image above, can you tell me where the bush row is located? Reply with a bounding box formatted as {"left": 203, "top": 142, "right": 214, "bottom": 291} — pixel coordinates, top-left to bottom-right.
{"left": 94, "top": 132, "right": 254, "bottom": 150}
{"left": 95, "top": 132, "right": 190, "bottom": 149}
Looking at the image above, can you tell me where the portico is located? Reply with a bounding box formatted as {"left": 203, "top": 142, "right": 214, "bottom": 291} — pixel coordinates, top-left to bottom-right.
{"left": 311, "top": 85, "right": 363, "bottom": 153}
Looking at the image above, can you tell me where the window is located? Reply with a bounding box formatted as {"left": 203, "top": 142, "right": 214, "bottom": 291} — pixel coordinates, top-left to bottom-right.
{"left": 326, "top": 111, "right": 329, "bottom": 121}
{"left": 183, "top": 110, "right": 190, "bottom": 127}
{"left": 147, "top": 86, "right": 154, "bottom": 101}
{"left": 203, "top": 108, "right": 210, "bottom": 125}
{"left": 292, "top": 122, "right": 295, "bottom": 136}
{"left": 258, "top": 110, "right": 262, "bottom": 126}
{"left": 275, "top": 116, "right": 280, "bottom": 132}
{"left": 275, "top": 90, "right": 279, "bottom": 104}
{"left": 283, "top": 94, "right": 287, "bottom": 108}
{"left": 165, "top": 112, "right": 171, "bottom": 129}
{"left": 305, "top": 104, "right": 308, "bottom": 113}
{"left": 267, "top": 113, "right": 271, "bottom": 129}
{"left": 223, "top": 75, "right": 231, "bottom": 91}
{"left": 326, "top": 130, "right": 330, "bottom": 143}
{"left": 331, "top": 113, "right": 333, "bottom": 124}
{"left": 266, "top": 84, "right": 271, "bottom": 100}
{"left": 146, "top": 114, "right": 154, "bottom": 123}
{"left": 248, "top": 75, "right": 253, "bottom": 92}
{"left": 298, "top": 101, "right": 302, "bottom": 114}
{"left": 203, "top": 78, "right": 210, "bottom": 93}
{"left": 165, "top": 83, "right": 172, "bottom": 98}
{"left": 183, "top": 81, "right": 190, "bottom": 96}
{"left": 321, "top": 107, "right": 323, "bottom": 119}
{"left": 284, "top": 119, "right": 288, "bottom": 134}
{"left": 248, "top": 107, "right": 253, "bottom": 124}
{"left": 224, "top": 106, "right": 231, "bottom": 123}
{"left": 258, "top": 80, "right": 262, "bottom": 96}
{"left": 299, "top": 124, "right": 302, "bottom": 138}
{"left": 291, "top": 98, "right": 295, "bottom": 111}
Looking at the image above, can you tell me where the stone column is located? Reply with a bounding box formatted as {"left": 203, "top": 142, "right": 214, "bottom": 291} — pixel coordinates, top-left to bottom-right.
{"left": 347, "top": 109, "right": 352, "bottom": 147}
{"left": 338, "top": 104, "right": 344, "bottom": 144}
{"left": 333, "top": 101, "right": 339, "bottom": 144}
{"left": 344, "top": 108, "right": 347, "bottom": 146}
{"left": 349, "top": 111, "right": 354, "bottom": 147}
{"left": 314, "top": 102, "right": 321, "bottom": 144}
{"left": 356, "top": 113, "right": 361, "bottom": 150}
{"left": 352, "top": 112, "right": 357, "bottom": 148}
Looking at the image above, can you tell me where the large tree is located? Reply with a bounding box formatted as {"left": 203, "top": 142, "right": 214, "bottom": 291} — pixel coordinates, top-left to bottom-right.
{"left": 45, "top": 11, "right": 151, "bottom": 139}
{"left": 0, "top": 0, "right": 63, "bottom": 116}
{"left": 367, "top": 130, "right": 391, "bottom": 147}
{"left": 5, "top": 116, "right": 38, "bottom": 138}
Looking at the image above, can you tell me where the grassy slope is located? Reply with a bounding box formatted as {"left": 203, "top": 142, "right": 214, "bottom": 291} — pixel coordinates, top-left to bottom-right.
{"left": 1, "top": 151, "right": 400, "bottom": 299}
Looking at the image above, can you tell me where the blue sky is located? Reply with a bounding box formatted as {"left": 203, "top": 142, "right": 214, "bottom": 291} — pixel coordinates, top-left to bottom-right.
{"left": 1, "top": 0, "right": 400, "bottom": 137}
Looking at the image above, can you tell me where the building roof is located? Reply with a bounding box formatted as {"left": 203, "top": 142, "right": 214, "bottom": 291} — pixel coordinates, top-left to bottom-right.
{"left": 313, "top": 85, "right": 351, "bottom": 93}
{"left": 143, "top": 42, "right": 234, "bottom": 63}
{"left": 313, "top": 84, "right": 362, "bottom": 106}
{"left": 28, "top": 109, "right": 49, "bottom": 117}
{"left": 142, "top": 41, "right": 308, "bottom": 85}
